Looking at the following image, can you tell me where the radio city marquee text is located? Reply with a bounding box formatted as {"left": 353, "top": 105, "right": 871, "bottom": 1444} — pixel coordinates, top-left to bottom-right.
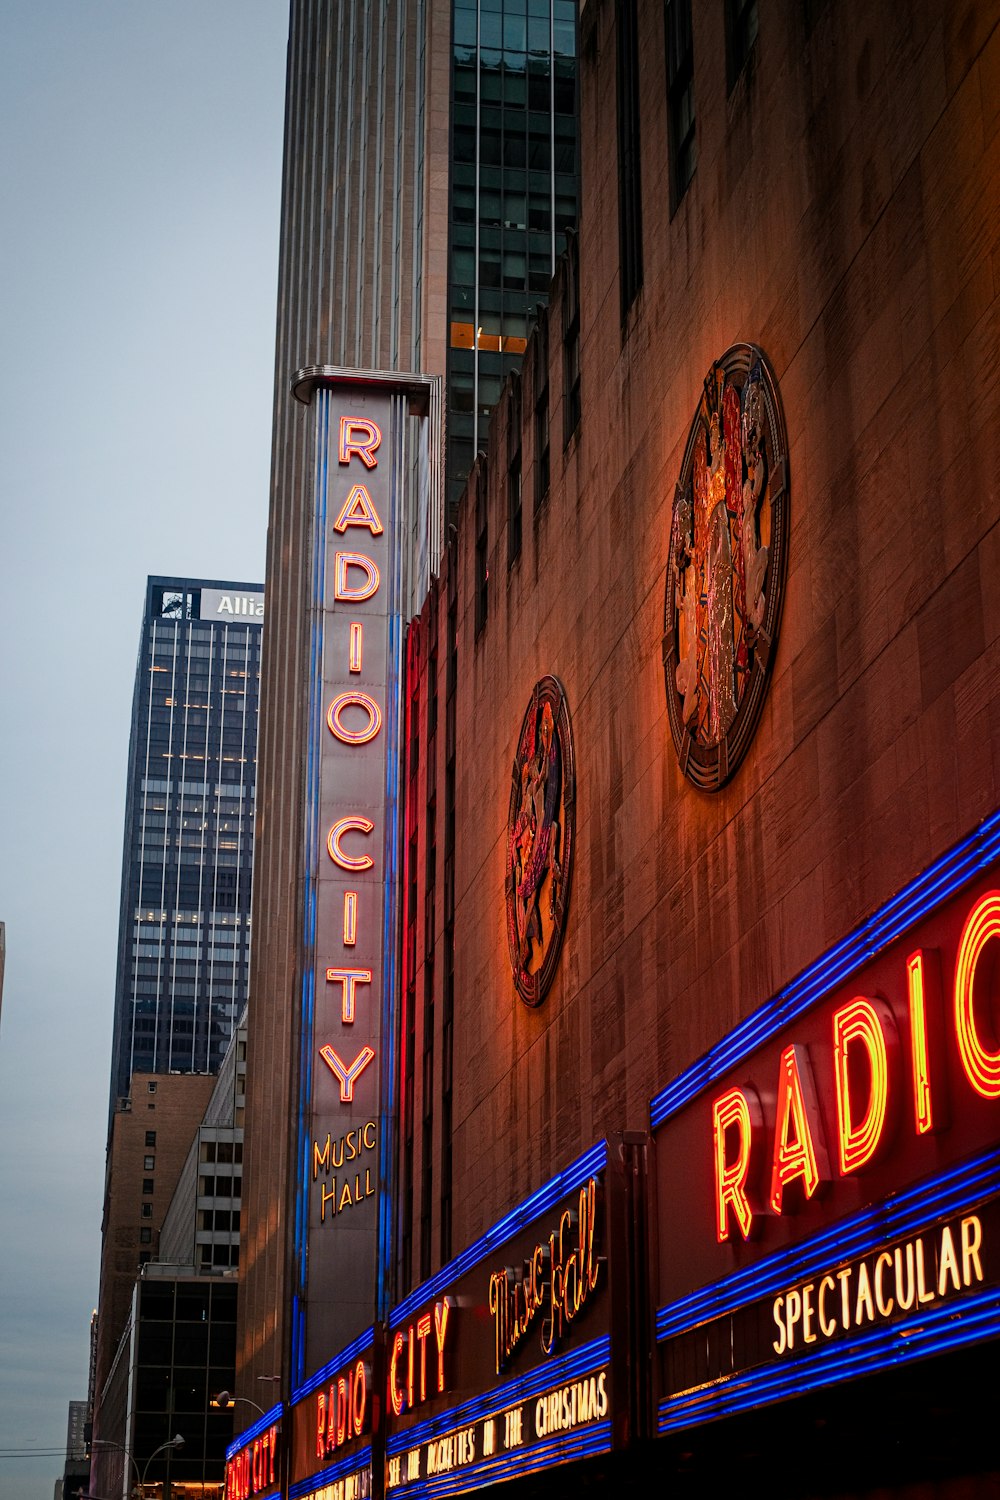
{"left": 712, "top": 889, "right": 1000, "bottom": 1246}
{"left": 385, "top": 1370, "right": 609, "bottom": 1491}
{"left": 489, "top": 1177, "right": 602, "bottom": 1374}
{"left": 226, "top": 1425, "right": 280, "bottom": 1500}
{"left": 388, "top": 1300, "right": 451, "bottom": 1416}
{"left": 316, "top": 1358, "right": 370, "bottom": 1460}
{"left": 318, "top": 415, "right": 387, "bottom": 1109}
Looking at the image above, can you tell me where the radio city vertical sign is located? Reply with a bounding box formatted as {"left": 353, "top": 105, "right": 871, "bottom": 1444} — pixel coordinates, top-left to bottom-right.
{"left": 292, "top": 368, "right": 443, "bottom": 1386}
{"left": 650, "top": 816, "right": 1000, "bottom": 1432}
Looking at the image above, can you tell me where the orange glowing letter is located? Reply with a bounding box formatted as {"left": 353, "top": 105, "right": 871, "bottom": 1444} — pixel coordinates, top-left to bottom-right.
{"left": 389, "top": 1332, "right": 405, "bottom": 1415}
{"left": 769, "top": 1044, "right": 829, "bottom": 1214}
{"left": 327, "top": 816, "right": 374, "bottom": 871}
{"left": 907, "top": 948, "right": 946, "bottom": 1133}
{"left": 325, "top": 967, "right": 372, "bottom": 1023}
{"left": 339, "top": 417, "right": 382, "bottom": 468}
{"left": 334, "top": 552, "right": 380, "bottom": 602}
{"left": 712, "top": 1086, "right": 760, "bottom": 1242}
{"left": 327, "top": 691, "right": 382, "bottom": 746}
{"left": 332, "top": 483, "right": 384, "bottom": 534}
{"left": 349, "top": 622, "right": 363, "bottom": 673}
{"left": 954, "top": 891, "right": 1000, "bottom": 1098}
{"left": 343, "top": 891, "right": 358, "bottom": 946}
{"left": 352, "top": 1359, "right": 366, "bottom": 1435}
{"left": 833, "top": 997, "right": 894, "bottom": 1175}
{"left": 434, "top": 1299, "right": 450, "bottom": 1392}
{"left": 319, "top": 1045, "right": 376, "bottom": 1102}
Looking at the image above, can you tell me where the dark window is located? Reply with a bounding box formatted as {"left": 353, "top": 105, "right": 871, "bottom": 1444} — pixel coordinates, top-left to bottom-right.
{"left": 141, "top": 1203, "right": 153, "bottom": 1220}
{"left": 616, "top": 0, "right": 643, "bottom": 318}
{"left": 508, "top": 373, "right": 523, "bottom": 566}
{"left": 725, "top": 0, "right": 758, "bottom": 90}
{"left": 140, "top": 1227, "right": 152, "bottom": 1245}
{"left": 563, "top": 230, "right": 581, "bottom": 443}
{"left": 665, "top": 0, "right": 695, "bottom": 208}
{"left": 144, "top": 1131, "right": 157, "bottom": 1147}
{"left": 138, "top": 1252, "right": 152, "bottom": 1266}
{"left": 147, "top": 1081, "right": 157, "bottom": 1094}
{"left": 534, "top": 314, "right": 550, "bottom": 508}
{"left": 475, "top": 463, "right": 489, "bottom": 637}
{"left": 142, "top": 1178, "right": 154, "bottom": 1195}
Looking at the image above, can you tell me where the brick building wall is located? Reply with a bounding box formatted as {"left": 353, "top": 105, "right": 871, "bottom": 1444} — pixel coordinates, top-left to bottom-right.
{"left": 92, "top": 1072, "right": 215, "bottom": 1418}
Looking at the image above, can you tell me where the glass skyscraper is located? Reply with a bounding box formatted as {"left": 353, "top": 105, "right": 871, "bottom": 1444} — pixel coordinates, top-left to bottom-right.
{"left": 108, "top": 576, "right": 263, "bottom": 1112}
{"left": 447, "top": 0, "right": 578, "bottom": 503}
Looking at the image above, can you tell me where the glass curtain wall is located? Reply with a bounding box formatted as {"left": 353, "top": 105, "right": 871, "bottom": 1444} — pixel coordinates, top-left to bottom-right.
{"left": 447, "top": 0, "right": 578, "bottom": 511}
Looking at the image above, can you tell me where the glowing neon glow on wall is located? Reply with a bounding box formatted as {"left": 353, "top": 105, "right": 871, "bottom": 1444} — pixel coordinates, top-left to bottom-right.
{"left": 333, "top": 486, "right": 384, "bottom": 535}
{"left": 334, "top": 552, "right": 381, "bottom": 602}
{"left": 338, "top": 417, "right": 383, "bottom": 467}
{"left": 712, "top": 1086, "right": 760, "bottom": 1243}
{"left": 327, "top": 818, "right": 375, "bottom": 871}
{"left": 319, "top": 1045, "right": 377, "bottom": 1102}
{"left": 954, "top": 891, "right": 1000, "bottom": 1098}
{"left": 327, "top": 692, "right": 383, "bottom": 745}
{"left": 768, "top": 1044, "right": 828, "bottom": 1214}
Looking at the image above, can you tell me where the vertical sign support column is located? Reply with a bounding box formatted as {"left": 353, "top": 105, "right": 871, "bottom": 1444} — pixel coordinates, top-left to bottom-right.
{"left": 291, "top": 368, "right": 443, "bottom": 1389}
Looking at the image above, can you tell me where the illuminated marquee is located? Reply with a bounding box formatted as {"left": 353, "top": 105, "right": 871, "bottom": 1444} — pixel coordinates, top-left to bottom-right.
{"left": 488, "top": 1177, "right": 600, "bottom": 1374}
{"left": 382, "top": 1139, "right": 641, "bottom": 1500}
{"left": 652, "top": 830, "right": 1000, "bottom": 1430}
{"left": 225, "top": 1413, "right": 283, "bottom": 1500}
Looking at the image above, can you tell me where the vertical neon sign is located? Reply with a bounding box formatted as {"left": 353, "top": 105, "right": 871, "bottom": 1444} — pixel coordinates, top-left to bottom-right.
{"left": 293, "top": 370, "right": 441, "bottom": 1390}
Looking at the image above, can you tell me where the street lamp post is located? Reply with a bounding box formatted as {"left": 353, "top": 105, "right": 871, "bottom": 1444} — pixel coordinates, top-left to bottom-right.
{"left": 139, "top": 1434, "right": 185, "bottom": 1500}
{"left": 210, "top": 1391, "right": 265, "bottom": 1418}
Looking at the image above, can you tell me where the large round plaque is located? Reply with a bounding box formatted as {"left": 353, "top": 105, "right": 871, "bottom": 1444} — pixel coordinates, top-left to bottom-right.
{"left": 505, "top": 676, "right": 575, "bottom": 1007}
{"left": 663, "top": 344, "right": 789, "bottom": 790}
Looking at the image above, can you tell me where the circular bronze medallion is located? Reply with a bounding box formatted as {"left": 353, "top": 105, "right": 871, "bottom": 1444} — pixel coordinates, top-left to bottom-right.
{"left": 505, "top": 676, "right": 575, "bottom": 1007}
{"left": 663, "top": 344, "right": 790, "bottom": 790}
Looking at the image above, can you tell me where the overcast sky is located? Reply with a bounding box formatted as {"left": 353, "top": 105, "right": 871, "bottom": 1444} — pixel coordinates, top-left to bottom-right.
{"left": 0, "top": 5, "right": 287, "bottom": 1495}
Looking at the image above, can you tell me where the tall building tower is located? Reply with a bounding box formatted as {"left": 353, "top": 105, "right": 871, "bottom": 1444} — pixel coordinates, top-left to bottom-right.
{"left": 108, "top": 576, "right": 263, "bottom": 1113}
{"left": 238, "top": 1, "right": 577, "bottom": 1389}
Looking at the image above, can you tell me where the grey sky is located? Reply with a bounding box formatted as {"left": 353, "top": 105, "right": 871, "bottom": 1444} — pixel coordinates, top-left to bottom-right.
{"left": 0, "top": 5, "right": 287, "bottom": 1495}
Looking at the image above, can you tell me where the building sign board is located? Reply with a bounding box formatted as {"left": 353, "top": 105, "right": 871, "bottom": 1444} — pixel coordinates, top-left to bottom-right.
{"left": 382, "top": 1137, "right": 645, "bottom": 1499}
{"left": 292, "top": 369, "right": 442, "bottom": 1391}
{"left": 651, "top": 820, "right": 1000, "bottom": 1430}
{"left": 200, "top": 587, "right": 266, "bottom": 622}
{"left": 225, "top": 1407, "right": 284, "bottom": 1500}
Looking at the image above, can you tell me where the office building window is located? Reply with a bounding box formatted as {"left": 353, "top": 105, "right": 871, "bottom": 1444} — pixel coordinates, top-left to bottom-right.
{"left": 616, "top": 0, "right": 643, "bottom": 318}
{"left": 142, "top": 1178, "right": 154, "bottom": 1195}
{"left": 726, "top": 0, "right": 758, "bottom": 91}
{"left": 665, "top": 0, "right": 696, "bottom": 208}
{"left": 140, "top": 1227, "right": 152, "bottom": 1245}
{"left": 145, "top": 1131, "right": 156, "bottom": 1147}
